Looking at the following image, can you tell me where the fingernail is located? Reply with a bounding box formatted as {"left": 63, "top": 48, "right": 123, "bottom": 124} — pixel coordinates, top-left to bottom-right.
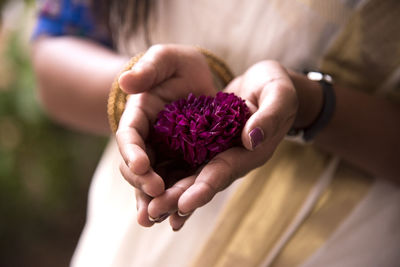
{"left": 249, "top": 127, "right": 264, "bottom": 150}
{"left": 177, "top": 210, "right": 191, "bottom": 217}
{"left": 118, "top": 71, "right": 131, "bottom": 89}
{"left": 172, "top": 225, "right": 183, "bottom": 232}
{"left": 142, "top": 183, "right": 151, "bottom": 195}
{"left": 149, "top": 213, "right": 169, "bottom": 223}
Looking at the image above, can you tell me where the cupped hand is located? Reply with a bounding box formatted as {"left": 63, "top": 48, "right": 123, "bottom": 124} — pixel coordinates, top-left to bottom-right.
{"left": 149, "top": 60, "right": 299, "bottom": 230}
{"left": 116, "top": 44, "right": 217, "bottom": 227}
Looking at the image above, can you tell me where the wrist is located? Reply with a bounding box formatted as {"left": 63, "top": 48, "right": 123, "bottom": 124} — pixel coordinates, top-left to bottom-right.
{"left": 289, "top": 70, "right": 324, "bottom": 129}
{"left": 287, "top": 70, "right": 336, "bottom": 142}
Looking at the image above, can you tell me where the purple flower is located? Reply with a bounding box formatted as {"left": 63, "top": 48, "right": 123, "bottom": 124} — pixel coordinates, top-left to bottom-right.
{"left": 153, "top": 92, "right": 250, "bottom": 167}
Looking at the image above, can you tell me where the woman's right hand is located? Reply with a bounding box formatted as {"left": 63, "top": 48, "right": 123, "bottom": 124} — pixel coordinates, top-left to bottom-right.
{"left": 116, "top": 44, "right": 218, "bottom": 227}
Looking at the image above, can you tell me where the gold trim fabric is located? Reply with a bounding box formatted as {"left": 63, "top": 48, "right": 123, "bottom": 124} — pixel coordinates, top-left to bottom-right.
{"left": 321, "top": 0, "right": 400, "bottom": 97}
{"left": 270, "top": 162, "right": 373, "bottom": 267}
{"left": 192, "top": 142, "right": 331, "bottom": 267}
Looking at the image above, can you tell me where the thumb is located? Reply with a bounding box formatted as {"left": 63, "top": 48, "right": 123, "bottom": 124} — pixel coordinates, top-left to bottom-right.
{"left": 241, "top": 109, "right": 269, "bottom": 151}
{"left": 241, "top": 98, "right": 295, "bottom": 151}
{"left": 118, "top": 45, "right": 177, "bottom": 94}
{"left": 118, "top": 60, "right": 158, "bottom": 94}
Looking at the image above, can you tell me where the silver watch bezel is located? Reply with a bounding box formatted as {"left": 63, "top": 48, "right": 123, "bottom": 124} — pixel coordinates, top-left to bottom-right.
{"left": 306, "top": 71, "right": 333, "bottom": 84}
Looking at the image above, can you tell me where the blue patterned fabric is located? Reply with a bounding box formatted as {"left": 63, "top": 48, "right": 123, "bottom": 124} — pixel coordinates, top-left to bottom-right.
{"left": 32, "top": 0, "right": 112, "bottom": 47}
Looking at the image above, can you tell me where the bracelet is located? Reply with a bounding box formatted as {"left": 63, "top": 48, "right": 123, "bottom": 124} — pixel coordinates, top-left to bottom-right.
{"left": 107, "top": 53, "right": 144, "bottom": 133}
{"left": 286, "top": 71, "right": 336, "bottom": 143}
{"left": 107, "top": 48, "right": 234, "bottom": 133}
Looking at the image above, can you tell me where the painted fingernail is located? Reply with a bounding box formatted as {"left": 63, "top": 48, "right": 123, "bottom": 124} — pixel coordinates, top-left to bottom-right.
{"left": 249, "top": 127, "right": 264, "bottom": 150}
{"left": 149, "top": 213, "right": 169, "bottom": 223}
{"left": 177, "top": 210, "right": 191, "bottom": 217}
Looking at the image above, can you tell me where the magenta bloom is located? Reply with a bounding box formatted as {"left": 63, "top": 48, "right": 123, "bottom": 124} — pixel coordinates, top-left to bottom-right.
{"left": 153, "top": 92, "right": 250, "bottom": 167}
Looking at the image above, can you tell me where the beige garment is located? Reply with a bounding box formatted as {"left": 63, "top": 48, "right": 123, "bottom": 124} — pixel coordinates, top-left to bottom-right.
{"left": 120, "top": 0, "right": 352, "bottom": 72}
{"left": 300, "top": 178, "right": 400, "bottom": 267}
{"left": 71, "top": 139, "right": 240, "bottom": 267}
{"left": 71, "top": 0, "right": 400, "bottom": 266}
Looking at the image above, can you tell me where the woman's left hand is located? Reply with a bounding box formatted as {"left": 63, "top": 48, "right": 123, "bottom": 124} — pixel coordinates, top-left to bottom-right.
{"left": 149, "top": 60, "right": 299, "bottom": 230}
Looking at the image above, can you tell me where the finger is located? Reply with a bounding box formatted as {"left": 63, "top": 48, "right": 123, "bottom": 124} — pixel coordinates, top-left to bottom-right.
{"left": 119, "top": 45, "right": 216, "bottom": 100}
{"left": 117, "top": 96, "right": 152, "bottom": 175}
{"left": 116, "top": 128, "right": 149, "bottom": 174}
{"left": 150, "top": 76, "right": 214, "bottom": 104}
{"left": 147, "top": 176, "right": 196, "bottom": 221}
{"left": 135, "top": 189, "right": 155, "bottom": 227}
{"left": 119, "top": 161, "right": 165, "bottom": 197}
{"left": 118, "top": 44, "right": 179, "bottom": 94}
{"left": 224, "top": 76, "right": 258, "bottom": 115}
{"left": 117, "top": 95, "right": 165, "bottom": 197}
{"left": 117, "top": 93, "right": 167, "bottom": 175}
{"left": 169, "top": 211, "right": 193, "bottom": 231}
{"left": 178, "top": 147, "right": 267, "bottom": 215}
{"left": 242, "top": 79, "right": 297, "bottom": 151}
{"left": 232, "top": 61, "right": 298, "bottom": 151}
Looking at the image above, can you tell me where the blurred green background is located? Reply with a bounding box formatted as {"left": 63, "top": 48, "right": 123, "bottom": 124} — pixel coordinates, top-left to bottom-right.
{"left": 0, "top": 1, "right": 107, "bottom": 266}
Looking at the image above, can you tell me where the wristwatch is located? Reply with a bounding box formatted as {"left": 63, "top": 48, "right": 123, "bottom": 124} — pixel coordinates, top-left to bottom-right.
{"left": 286, "top": 71, "right": 336, "bottom": 143}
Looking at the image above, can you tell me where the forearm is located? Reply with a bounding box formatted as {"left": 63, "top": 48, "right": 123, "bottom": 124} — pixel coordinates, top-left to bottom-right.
{"left": 290, "top": 71, "right": 400, "bottom": 182}
{"left": 32, "top": 36, "right": 128, "bottom": 135}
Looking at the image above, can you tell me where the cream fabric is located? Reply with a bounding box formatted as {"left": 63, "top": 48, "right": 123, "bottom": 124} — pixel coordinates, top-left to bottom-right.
{"left": 71, "top": 140, "right": 240, "bottom": 267}
{"left": 71, "top": 0, "right": 400, "bottom": 266}
{"left": 120, "top": 0, "right": 353, "bottom": 73}
{"left": 300, "top": 178, "right": 400, "bottom": 267}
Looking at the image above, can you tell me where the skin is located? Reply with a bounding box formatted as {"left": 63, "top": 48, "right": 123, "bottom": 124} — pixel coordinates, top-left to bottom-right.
{"left": 33, "top": 39, "right": 400, "bottom": 231}
{"left": 32, "top": 36, "right": 128, "bottom": 135}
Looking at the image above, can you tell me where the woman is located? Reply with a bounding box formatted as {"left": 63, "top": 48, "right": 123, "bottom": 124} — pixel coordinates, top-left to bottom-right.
{"left": 32, "top": 0, "right": 400, "bottom": 266}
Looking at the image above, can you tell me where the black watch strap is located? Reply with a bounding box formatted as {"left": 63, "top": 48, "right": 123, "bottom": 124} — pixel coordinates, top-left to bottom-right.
{"left": 287, "top": 71, "right": 336, "bottom": 143}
